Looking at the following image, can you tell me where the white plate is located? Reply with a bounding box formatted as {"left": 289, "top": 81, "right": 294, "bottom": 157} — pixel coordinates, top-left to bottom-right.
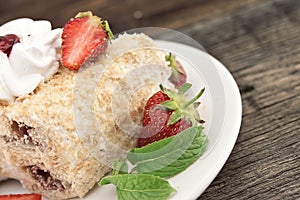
{"left": 0, "top": 40, "right": 242, "bottom": 200}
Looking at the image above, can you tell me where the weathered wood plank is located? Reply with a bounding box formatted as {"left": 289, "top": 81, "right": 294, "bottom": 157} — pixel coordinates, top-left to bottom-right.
{"left": 0, "top": 0, "right": 265, "bottom": 32}
{"left": 183, "top": 0, "right": 300, "bottom": 199}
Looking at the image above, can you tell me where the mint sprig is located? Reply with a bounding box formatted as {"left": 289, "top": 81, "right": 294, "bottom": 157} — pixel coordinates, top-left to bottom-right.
{"left": 128, "top": 126, "right": 208, "bottom": 178}
{"left": 99, "top": 174, "right": 176, "bottom": 200}
{"left": 98, "top": 126, "right": 208, "bottom": 200}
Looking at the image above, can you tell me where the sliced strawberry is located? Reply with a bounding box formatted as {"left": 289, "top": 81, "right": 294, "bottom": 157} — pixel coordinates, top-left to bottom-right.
{"left": 61, "top": 11, "right": 113, "bottom": 70}
{"left": 0, "top": 34, "right": 20, "bottom": 56}
{"left": 138, "top": 83, "right": 205, "bottom": 147}
{"left": 165, "top": 52, "right": 187, "bottom": 88}
{"left": 0, "top": 194, "right": 42, "bottom": 200}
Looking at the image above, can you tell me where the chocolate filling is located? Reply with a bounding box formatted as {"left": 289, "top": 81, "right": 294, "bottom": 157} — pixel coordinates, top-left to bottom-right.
{"left": 27, "top": 165, "right": 65, "bottom": 191}
{"left": 11, "top": 121, "right": 33, "bottom": 141}
{"left": 8, "top": 121, "right": 40, "bottom": 146}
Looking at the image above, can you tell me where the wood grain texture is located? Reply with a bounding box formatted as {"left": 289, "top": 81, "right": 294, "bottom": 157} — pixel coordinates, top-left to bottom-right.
{"left": 0, "top": 0, "right": 265, "bottom": 32}
{"left": 0, "top": 0, "right": 299, "bottom": 199}
{"left": 183, "top": 0, "right": 300, "bottom": 199}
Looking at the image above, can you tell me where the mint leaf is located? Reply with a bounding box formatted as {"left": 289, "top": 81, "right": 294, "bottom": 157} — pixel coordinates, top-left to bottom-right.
{"left": 99, "top": 174, "right": 176, "bottom": 200}
{"left": 128, "top": 126, "right": 208, "bottom": 178}
{"left": 112, "top": 160, "right": 128, "bottom": 175}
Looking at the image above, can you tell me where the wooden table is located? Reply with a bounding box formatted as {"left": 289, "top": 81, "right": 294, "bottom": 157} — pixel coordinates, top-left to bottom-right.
{"left": 1, "top": 0, "right": 299, "bottom": 199}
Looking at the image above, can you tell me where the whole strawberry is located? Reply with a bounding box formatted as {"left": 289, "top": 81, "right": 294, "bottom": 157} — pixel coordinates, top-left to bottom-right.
{"left": 165, "top": 53, "right": 187, "bottom": 88}
{"left": 61, "top": 11, "right": 114, "bottom": 70}
{"left": 138, "top": 83, "right": 205, "bottom": 147}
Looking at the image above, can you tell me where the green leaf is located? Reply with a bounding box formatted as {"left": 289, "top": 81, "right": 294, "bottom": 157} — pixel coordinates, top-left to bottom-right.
{"left": 99, "top": 174, "right": 176, "bottom": 200}
{"left": 127, "top": 126, "right": 208, "bottom": 178}
{"left": 165, "top": 52, "right": 185, "bottom": 74}
{"left": 183, "top": 87, "right": 205, "bottom": 108}
{"left": 194, "top": 111, "right": 201, "bottom": 123}
{"left": 160, "top": 100, "right": 178, "bottom": 110}
{"left": 159, "top": 84, "right": 177, "bottom": 100}
{"left": 178, "top": 83, "right": 192, "bottom": 94}
{"left": 167, "top": 109, "right": 183, "bottom": 125}
{"left": 165, "top": 89, "right": 177, "bottom": 100}
{"left": 112, "top": 160, "right": 128, "bottom": 175}
{"left": 193, "top": 102, "right": 201, "bottom": 109}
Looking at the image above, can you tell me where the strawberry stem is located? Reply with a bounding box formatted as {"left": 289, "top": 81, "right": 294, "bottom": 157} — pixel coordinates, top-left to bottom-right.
{"left": 165, "top": 53, "right": 177, "bottom": 68}
{"left": 102, "top": 20, "right": 115, "bottom": 40}
{"left": 165, "top": 52, "right": 185, "bottom": 74}
{"left": 183, "top": 88, "right": 205, "bottom": 108}
{"left": 75, "top": 11, "right": 93, "bottom": 18}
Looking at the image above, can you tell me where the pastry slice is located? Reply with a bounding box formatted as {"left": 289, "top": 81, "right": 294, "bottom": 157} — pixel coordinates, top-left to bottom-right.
{"left": 0, "top": 33, "right": 171, "bottom": 199}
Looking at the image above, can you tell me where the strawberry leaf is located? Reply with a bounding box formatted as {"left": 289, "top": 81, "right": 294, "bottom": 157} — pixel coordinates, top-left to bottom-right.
{"left": 194, "top": 102, "right": 201, "bottom": 108}
{"left": 167, "top": 109, "right": 183, "bottom": 126}
{"left": 160, "top": 100, "right": 178, "bottom": 110}
{"left": 99, "top": 174, "right": 175, "bottom": 200}
{"left": 128, "top": 126, "right": 208, "bottom": 178}
{"left": 194, "top": 110, "right": 202, "bottom": 123}
{"left": 183, "top": 87, "right": 205, "bottom": 108}
{"left": 159, "top": 84, "right": 177, "bottom": 100}
{"left": 178, "top": 83, "right": 192, "bottom": 94}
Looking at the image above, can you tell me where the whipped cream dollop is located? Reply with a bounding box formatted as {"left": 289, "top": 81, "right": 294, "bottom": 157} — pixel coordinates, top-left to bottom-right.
{"left": 0, "top": 18, "right": 62, "bottom": 102}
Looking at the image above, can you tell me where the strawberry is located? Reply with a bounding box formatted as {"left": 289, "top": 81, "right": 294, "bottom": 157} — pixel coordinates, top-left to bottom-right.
{"left": 0, "top": 34, "right": 20, "bottom": 56}
{"left": 165, "top": 52, "right": 187, "bottom": 88}
{"left": 138, "top": 83, "right": 205, "bottom": 147}
{"left": 0, "top": 194, "right": 41, "bottom": 200}
{"left": 61, "top": 11, "right": 114, "bottom": 70}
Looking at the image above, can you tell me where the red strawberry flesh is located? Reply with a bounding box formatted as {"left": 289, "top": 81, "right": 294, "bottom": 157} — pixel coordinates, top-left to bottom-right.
{"left": 0, "top": 34, "right": 20, "bottom": 56}
{"left": 61, "top": 11, "right": 113, "bottom": 70}
{"left": 0, "top": 194, "right": 42, "bottom": 200}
